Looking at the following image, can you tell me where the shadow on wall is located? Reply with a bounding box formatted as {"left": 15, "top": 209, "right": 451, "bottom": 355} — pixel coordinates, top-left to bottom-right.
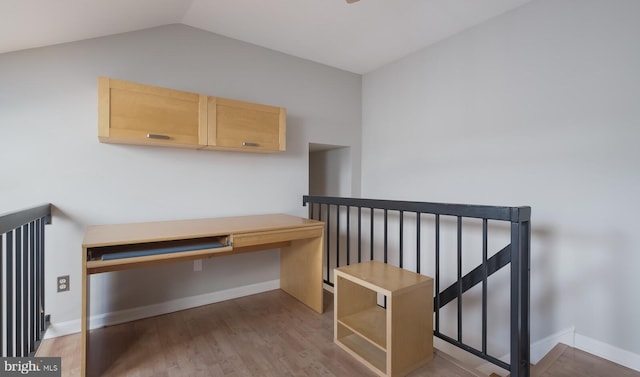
{"left": 529, "top": 224, "right": 557, "bottom": 341}
{"left": 538, "top": 224, "right": 638, "bottom": 353}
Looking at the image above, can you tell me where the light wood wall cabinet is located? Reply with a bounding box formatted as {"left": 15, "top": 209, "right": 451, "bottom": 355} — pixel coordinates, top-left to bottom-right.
{"left": 98, "top": 77, "right": 286, "bottom": 152}
{"left": 98, "top": 77, "right": 207, "bottom": 149}
{"left": 207, "top": 97, "right": 286, "bottom": 152}
{"left": 335, "top": 261, "right": 434, "bottom": 377}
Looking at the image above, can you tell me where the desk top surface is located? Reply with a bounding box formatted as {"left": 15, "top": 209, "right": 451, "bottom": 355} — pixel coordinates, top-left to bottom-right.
{"left": 83, "top": 213, "right": 322, "bottom": 248}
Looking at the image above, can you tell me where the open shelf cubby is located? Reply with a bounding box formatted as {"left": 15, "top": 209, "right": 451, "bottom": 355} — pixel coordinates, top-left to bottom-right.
{"left": 334, "top": 261, "right": 434, "bottom": 377}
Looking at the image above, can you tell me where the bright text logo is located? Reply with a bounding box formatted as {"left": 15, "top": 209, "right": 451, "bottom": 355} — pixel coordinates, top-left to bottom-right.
{"left": 0, "top": 358, "right": 60, "bottom": 377}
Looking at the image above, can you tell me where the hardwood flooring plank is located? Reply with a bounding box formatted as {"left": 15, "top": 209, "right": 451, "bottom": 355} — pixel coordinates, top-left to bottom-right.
{"left": 532, "top": 343, "right": 568, "bottom": 376}
{"left": 36, "top": 289, "right": 639, "bottom": 377}
{"left": 539, "top": 346, "right": 639, "bottom": 377}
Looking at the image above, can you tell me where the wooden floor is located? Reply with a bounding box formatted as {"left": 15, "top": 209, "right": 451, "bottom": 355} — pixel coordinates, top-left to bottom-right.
{"left": 37, "top": 290, "right": 640, "bottom": 377}
{"left": 531, "top": 343, "right": 640, "bottom": 377}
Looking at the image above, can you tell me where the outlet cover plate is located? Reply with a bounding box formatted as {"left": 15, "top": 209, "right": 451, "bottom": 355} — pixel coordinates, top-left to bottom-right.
{"left": 57, "top": 275, "right": 70, "bottom": 292}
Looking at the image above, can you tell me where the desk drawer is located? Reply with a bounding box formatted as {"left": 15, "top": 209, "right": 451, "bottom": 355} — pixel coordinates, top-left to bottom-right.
{"left": 232, "top": 226, "right": 322, "bottom": 248}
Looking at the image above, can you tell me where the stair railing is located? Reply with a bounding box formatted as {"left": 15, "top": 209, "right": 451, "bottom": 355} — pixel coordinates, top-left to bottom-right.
{"left": 303, "top": 196, "right": 531, "bottom": 377}
{"left": 0, "top": 204, "right": 52, "bottom": 357}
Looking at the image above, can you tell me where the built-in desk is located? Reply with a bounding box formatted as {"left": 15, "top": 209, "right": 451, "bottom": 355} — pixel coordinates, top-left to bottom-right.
{"left": 81, "top": 214, "right": 324, "bottom": 377}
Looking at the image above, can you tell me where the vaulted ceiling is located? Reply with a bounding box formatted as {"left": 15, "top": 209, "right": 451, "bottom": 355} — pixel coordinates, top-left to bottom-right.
{"left": 0, "top": 0, "right": 532, "bottom": 74}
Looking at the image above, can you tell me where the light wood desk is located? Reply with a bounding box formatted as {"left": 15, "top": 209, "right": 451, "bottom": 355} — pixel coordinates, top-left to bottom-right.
{"left": 81, "top": 214, "right": 324, "bottom": 377}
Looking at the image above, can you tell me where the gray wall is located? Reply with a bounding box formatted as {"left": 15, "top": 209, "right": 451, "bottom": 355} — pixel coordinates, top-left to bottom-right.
{"left": 362, "top": 0, "right": 639, "bottom": 360}
{"left": 0, "top": 24, "right": 361, "bottom": 328}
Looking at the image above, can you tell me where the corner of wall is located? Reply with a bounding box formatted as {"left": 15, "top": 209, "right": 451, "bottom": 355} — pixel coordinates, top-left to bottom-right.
{"left": 476, "top": 326, "right": 640, "bottom": 374}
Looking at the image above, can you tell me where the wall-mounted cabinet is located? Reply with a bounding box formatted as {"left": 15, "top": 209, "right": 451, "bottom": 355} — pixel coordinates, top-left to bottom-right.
{"left": 98, "top": 77, "right": 286, "bottom": 153}
{"left": 98, "top": 77, "right": 208, "bottom": 149}
{"left": 207, "top": 97, "right": 285, "bottom": 152}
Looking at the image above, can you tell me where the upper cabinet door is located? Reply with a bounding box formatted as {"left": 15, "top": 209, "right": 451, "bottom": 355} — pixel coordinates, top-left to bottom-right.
{"left": 207, "top": 97, "right": 286, "bottom": 153}
{"left": 98, "top": 77, "right": 207, "bottom": 148}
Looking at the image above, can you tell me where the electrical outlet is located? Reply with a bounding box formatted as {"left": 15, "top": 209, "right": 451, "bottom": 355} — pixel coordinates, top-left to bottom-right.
{"left": 57, "top": 275, "right": 70, "bottom": 292}
{"left": 193, "top": 259, "right": 202, "bottom": 272}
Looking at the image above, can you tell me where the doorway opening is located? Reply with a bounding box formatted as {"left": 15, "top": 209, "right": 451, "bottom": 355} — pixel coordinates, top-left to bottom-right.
{"left": 308, "top": 143, "right": 352, "bottom": 197}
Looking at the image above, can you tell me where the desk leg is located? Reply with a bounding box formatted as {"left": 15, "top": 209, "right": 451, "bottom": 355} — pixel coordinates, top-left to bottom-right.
{"left": 280, "top": 233, "right": 324, "bottom": 313}
{"left": 81, "top": 250, "right": 89, "bottom": 377}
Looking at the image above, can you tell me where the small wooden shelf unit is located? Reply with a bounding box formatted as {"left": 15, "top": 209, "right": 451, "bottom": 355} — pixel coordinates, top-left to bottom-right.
{"left": 334, "top": 261, "right": 434, "bottom": 377}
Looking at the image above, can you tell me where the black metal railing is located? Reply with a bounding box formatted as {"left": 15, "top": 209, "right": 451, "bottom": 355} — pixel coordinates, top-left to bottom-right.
{"left": 303, "top": 195, "right": 531, "bottom": 377}
{"left": 0, "top": 204, "right": 52, "bottom": 357}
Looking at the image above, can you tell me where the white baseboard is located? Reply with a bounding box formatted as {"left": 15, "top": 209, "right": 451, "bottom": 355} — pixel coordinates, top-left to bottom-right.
{"left": 530, "top": 326, "right": 576, "bottom": 363}
{"left": 476, "top": 326, "right": 640, "bottom": 375}
{"left": 476, "top": 326, "right": 575, "bottom": 376}
{"left": 44, "top": 279, "right": 280, "bottom": 339}
{"left": 575, "top": 333, "right": 640, "bottom": 372}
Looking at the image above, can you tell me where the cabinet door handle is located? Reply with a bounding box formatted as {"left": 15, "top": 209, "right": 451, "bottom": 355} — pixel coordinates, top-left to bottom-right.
{"left": 147, "top": 133, "right": 171, "bottom": 140}
{"left": 242, "top": 142, "right": 260, "bottom": 147}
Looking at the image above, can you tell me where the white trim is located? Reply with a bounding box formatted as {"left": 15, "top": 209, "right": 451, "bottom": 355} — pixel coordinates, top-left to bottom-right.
{"left": 476, "top": 327, "right": 575, "bottom": 376}
{"left": 575, "top": 333, "right": 640, "bottom": 372}
{"left": 476, "top": 327, "right": 640, "bottom": 375}
{"left": 44, "top": 279, "right": 280, "bottom": 339}
{"left": 530, "top": 326, "right": 575, "bottom": 363}
{"left": 43, "top": 319, "right": 80, "bottom": 339}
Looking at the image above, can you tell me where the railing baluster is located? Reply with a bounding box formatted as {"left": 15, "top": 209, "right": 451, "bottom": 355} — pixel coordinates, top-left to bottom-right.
{"left": 370, "top": 208, "right": 374, "bottom": 260}
{"left": 40, "top": 218, "right": 46, "bottom": 336}
{"left": 399, "top": 210, "right": 403, "bottom": 268}
{"left": 346, "top": 206, "right": 350, "bottom": 265}
{"left": 435, "top": 214, "right": 440, "bottom": 334}
{"left": 482, "top": 218, "right": 488, "bottom": 355}
{"left": 416, "top": 212, "right": 421, "bottom": 274}
{"left": 16, "top": 227, "right": 22, "bottom": 355}
{"left": 6, "top": 230, "right": 14, "bottom": 356}
{"left": 383, "top": 209, "right": 388, "bottom": 263}
{"left": 30, "top": 221, "right": 36, "bottom": 353}
{"left": 336, "top": 205, "right": 340, "bottom": 268}
{"left": 22, "top": 225, "right": 28, "bottom": 356}
{"left": 36, "top": 218, "right": 43, "bottom": 338}
{"left": 457, "top": 216, "right": 462, "bottom": 343}
{"left": 35, "top": 220, "right": 41, "bottom": 341}
{"left": 357, "top": 207, "right": 362, "bottom": 263}
{"left": 326, "top": 205, "right": 330, "bottom": 283}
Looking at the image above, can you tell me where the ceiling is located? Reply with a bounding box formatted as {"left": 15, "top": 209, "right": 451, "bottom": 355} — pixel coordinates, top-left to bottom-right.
{"left": 0, "top": 0, "right": 532, "bottom": 74}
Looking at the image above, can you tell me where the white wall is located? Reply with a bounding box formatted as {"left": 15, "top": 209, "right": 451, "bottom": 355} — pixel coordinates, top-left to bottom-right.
{"left": 0, "top": 24, "right": 361, "bottom": 327}
{"left": 362, "top": 0, "right": 640, "bottom": 359}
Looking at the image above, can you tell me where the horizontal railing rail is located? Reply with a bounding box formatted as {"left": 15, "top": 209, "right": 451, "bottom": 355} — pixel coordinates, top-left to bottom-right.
{"left": 303, "top": 195, "right": 530, "bottom": 377}
{"left": 0, "top": 204, "right": 51, "bottom": 235}
{"left": 1, "top": 204, "right": 52, "bottom": 357}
